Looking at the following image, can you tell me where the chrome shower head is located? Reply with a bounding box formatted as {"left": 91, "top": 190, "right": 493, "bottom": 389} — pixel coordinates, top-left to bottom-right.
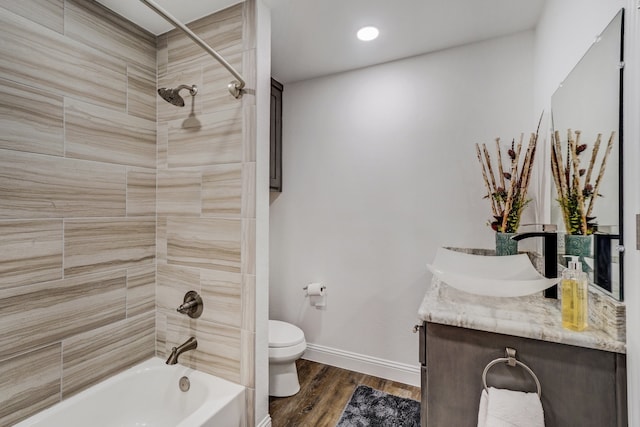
{"left": 157, "top": 84, "right": 198, "bottom": 107}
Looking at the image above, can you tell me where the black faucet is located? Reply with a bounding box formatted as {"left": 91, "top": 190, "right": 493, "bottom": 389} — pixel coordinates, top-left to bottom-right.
{"left": 511, "top": 232, "right": 558, "bottom": 298}
{"left": 594, "top": 233, "right": 619, "bottom": 293}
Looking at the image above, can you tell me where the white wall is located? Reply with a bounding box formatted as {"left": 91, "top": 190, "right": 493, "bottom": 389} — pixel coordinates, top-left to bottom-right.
{"left": 269, "top": 31, "right": 534, "bottom": 381}
{"left": 533, "top": 1, "right": 640, "bottom": 425}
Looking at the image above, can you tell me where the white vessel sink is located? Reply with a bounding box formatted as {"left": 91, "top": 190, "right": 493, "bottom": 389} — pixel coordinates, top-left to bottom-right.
{"left": 427, "top": 247, "right": 559, "bottom": 297}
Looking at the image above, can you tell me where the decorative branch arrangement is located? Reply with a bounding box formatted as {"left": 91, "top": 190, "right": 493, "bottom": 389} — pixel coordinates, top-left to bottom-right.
{"left": 475, "top": 122, "right": 540, "bottom": 233}
{"left": 550, "top": 129, "right": 615, "bottom": 235}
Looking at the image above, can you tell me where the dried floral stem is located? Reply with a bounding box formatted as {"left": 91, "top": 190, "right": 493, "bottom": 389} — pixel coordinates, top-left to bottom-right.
{"left": 496, "top": 138, "right": 506, "bottom": 190}
{"left": 551, "top": 132, "right": 571, "bottom": 231}
{"left": 584, "top": 133, "right": 602, "bottom": 186}
{"left": 587, "top": 131, "right": 615, "bottom": 217}
{"left": 519, "top": 133, "right": 534, "bottom": 198}
{"left": 500, "top": 134, "right": 523, "bottom": 232}
{"left": 483, "top": 144, "right": 502, "bottom": 212}
{"left": 570, "top": 131, "right": 587, "bottom": 234}
{"left": 476, "top": 143, "right": 498, "bottom": 216}
{"left": 553, "top": 130, "right": 569, "bottom": 200}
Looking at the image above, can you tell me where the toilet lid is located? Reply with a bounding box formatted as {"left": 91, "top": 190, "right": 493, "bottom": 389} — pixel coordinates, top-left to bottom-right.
{"left": 269, "top": 320, "right": 305, "bottom": 348}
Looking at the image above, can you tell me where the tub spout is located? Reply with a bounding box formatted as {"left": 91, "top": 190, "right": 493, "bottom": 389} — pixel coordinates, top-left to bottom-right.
{"left": 166, "top": 337, "right": 197, "bottom": 365}
{"left": 511, "top": 231, "right": 558, "bottom": 298}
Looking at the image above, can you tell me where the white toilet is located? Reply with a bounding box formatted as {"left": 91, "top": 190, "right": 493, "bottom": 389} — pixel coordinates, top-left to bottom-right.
{"left": 268, "top": 320, "right": 307, "bottom": 397}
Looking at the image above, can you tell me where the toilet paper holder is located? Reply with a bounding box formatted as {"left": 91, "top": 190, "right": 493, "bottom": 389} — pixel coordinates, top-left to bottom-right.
{"left": 302, "top": 284, "right": 326, "bottom": 292}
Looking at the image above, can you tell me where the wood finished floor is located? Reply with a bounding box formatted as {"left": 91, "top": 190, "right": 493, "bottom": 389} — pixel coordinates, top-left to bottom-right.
{"left": 269, "top": 359, "right": 421, "bottom": 427}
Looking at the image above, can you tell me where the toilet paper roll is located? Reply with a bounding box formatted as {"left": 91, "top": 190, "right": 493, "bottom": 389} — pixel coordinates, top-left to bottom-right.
{"left": 306, "top": 283, "right": 325, "bottom": 296}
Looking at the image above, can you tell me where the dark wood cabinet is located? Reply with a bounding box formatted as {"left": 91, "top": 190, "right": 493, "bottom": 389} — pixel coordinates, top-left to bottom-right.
{"left": 420, "top": 322, "right": 627, "bottom": 427}
{"left": 270, "top": 78, "right": 283, "bottom": 192}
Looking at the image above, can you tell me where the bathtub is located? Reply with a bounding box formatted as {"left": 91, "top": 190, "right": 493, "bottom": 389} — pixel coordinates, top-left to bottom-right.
{"left": 15, "top": 357, "right": 245, "bottom": 427}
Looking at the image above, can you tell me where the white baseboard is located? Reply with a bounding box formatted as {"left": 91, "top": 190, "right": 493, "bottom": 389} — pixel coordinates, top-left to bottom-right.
{"left": 302, "top": 343, "right": 421, "bottom": 387}
{"left": 256, "top": 414, "right": 272, "bottom": 427}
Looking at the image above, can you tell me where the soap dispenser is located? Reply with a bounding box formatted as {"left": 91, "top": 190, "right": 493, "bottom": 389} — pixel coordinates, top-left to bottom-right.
{"left": 561, "top": 256, "right": 588, "bottom": 331}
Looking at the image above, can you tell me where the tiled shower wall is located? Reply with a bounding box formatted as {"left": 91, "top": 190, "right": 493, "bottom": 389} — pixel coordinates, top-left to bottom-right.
{"left": 154, "top": 2, "right": 257, "bottom": 424}
{"left": 0, "top": 0, "right": 257, "bottom": 424}
{"left": 0, "top": 0, "right": 157, "bottom": 424}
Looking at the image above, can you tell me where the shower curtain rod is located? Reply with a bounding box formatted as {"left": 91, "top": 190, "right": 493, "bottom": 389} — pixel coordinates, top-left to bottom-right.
{"left": 139, "top": 0, "right": 246, "bottom": 99}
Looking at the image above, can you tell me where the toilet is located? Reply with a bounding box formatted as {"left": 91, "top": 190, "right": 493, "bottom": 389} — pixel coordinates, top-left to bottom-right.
{"left": 268, "top": 320, "right": 307, "bottom": 397}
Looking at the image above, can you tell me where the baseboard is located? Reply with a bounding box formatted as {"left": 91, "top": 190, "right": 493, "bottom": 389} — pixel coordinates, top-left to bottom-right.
{"left": 256, "top": 414, "right": 272, "bottom": 427}
{"left": 302, "top": 343, "right": 421, "bottom": 387}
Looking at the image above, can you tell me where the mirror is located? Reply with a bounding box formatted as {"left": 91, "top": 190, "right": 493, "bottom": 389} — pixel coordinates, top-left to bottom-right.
{"left": 551, "top": 9, "right": 624, "bottom": 300}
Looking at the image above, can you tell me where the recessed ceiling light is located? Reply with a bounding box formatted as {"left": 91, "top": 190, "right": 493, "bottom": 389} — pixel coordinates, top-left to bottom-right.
{"left": 357, "top": 26, "right": 379, "bottom": 42}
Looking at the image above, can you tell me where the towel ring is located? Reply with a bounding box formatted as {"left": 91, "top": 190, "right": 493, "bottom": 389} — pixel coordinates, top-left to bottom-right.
{"left": 482, "top": 348, "right": 541, "bottom": 398}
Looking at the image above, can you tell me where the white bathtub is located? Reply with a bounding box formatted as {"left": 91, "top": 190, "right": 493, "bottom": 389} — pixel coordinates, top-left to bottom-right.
{"left": 15, "top": 357, "right": 245, "bottom": 427}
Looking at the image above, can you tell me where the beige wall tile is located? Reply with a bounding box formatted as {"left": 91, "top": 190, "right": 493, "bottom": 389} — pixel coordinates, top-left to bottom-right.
{"left": 0, "top": 7, "right": 127, "bottom": 110}
{"left": 241, "top": 329, "right": 255, "bottom": 388}
{"left": 0, "top": 0, "right": 63, "bottom": 33}
{"left": 0, "top": 270, "right": 127, "bottom": 361}
{"left": 166, "top": 314, "right": 241, "bottom": 382}
{"left": 64, "top": 218, "right": 155, "bottom": 277}
{"left": 167, "top": 109, "right": 243, "bottom": 168}
{"left": 202, "top": 52, "right": 243, "bottom": 115}
{"left": 64, "top": 0, "right": 156, "bottom": 73}
{"left": 167, "top": 217, "right": 241, "bottom": 272}
{"left": 0, "top": 343, "right": 61, "bottom": 426}
{"left": 202, "top": 163, "right": 242, "bottom": 217}
{"left": 242, "top": 274, "right": 256, "bottom": 332}
{"left": 0, "top": 78, "right": 64, "bottom": 156}
{"left": 157, "top": 169, "right": 202, "bottom": 216}
{"left": 242, "top": 162, "right": 256, "bottom": 219}
{"left": 241, "top": 48, "right": 257, "bottom": 107}
{"left": 0, "top": 220, "right": 62, "bottom": 290}
{"left": 128, "top": 65, "right": 157, "bottom": 121}
{"left": 157, "top": 263, "right": 200, "bottom": 313}
{"left": 127, "top": 168, "right": 156, "bottom": 217}
{"left": 242, "top": 219, "right": 256, "bottom": 276}
{"left": 62, "top": 311, "right": 155, "bottom": 397}
{"left": 65, "top": 98, "right": 156, "bottom": 168}
{"left": 157, "top": 216, "right": 168, "bottom": 264}
{"left": 157, "top": 34, "right": 168, "bottom": 78}
{"left": 245, "top": 387, "right": 255, "bottom": 427}
{"left": 166, "top": 4, "right": 243, "bottom": 75}
{"left": 242, "top": 0, "right": 256, "bottom": 51}
{"left": 0, "top": 0, "right": 161, "bottom": 420}
{"left": 200, "top": 269, "right": 242, "bottom": 328}
{"left": 157, "top": 122, "right": 169, "bottom": 170}
{"left": 156, "top": 312, "right": 168, "bottom": 358}
{"left": 0, "top": 149, "right": 126, "bottom": 219}
{"left": 126, "top": 265, "right": 156, "bottom": 317}
{"left": 242, "top": 104, "right": 256, "bottom": 162}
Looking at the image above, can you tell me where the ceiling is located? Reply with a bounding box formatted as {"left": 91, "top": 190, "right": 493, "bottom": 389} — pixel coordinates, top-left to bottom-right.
{"left": 97, "top": 0, "right": 546, "bottom": 83}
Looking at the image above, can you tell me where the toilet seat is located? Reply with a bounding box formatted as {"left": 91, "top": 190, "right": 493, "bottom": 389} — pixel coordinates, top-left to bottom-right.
{"left": 269, "top": 320, "right": 305, "bottom": 348}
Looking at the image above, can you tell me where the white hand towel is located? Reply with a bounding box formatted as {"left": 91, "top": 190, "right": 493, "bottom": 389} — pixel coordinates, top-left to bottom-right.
{"left": 477, "top": 387, "right": 545, "bottom": 427}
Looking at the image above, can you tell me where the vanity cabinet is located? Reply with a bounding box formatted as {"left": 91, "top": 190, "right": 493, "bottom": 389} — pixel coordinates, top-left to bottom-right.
{"left": 418, "top": 322, "right": 627, "bottom": 427}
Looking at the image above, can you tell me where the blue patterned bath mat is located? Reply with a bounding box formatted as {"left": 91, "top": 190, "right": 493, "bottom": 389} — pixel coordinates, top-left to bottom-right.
{"left": 336, "top": 385, "right": 421, "bottom": 427}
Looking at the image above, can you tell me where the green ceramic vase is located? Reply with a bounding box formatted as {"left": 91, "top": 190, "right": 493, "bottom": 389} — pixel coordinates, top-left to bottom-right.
{"left": 564, "top": 234, "right": 592, "bottom": 257}
{"left": 495, "top": 232, "right": 518, "bottom": 256}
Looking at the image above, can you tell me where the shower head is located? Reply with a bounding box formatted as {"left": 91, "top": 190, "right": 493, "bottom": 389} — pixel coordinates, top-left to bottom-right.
{"left": 157, "top": 84, "right": 198, "bottom": 107}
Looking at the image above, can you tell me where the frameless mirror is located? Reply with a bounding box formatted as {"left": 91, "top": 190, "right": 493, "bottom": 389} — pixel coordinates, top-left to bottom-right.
{"left": 551, "top": 9, "right": 624, "bottom": 300}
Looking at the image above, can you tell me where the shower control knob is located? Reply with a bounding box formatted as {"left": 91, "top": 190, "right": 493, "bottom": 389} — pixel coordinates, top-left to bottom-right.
{"left": 177, "top": 291, "right": 203, "bottom": 318}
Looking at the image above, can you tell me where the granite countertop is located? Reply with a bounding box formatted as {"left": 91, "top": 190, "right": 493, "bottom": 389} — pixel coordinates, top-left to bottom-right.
{"left": 418, "top": 276, "right": 626, "bottom": 354}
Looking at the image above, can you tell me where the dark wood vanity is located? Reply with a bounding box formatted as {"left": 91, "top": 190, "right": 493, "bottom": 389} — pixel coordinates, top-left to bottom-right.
{"left": 418, "top": 275, "right": 627, "bottom": 427}
{"left": 418, "top": 322, "right": 627, "bottom": 427}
